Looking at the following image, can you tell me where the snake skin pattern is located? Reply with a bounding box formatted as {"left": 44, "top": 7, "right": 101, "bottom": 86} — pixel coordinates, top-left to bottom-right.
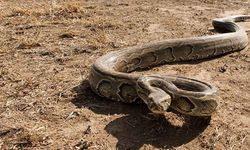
{"left": 89, "top": 15, "right": 249, "bottom": 116}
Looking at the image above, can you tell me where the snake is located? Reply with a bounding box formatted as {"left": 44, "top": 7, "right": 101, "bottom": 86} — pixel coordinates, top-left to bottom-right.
{"left": 88, "top": 15, "right": 249, "bottom": 116}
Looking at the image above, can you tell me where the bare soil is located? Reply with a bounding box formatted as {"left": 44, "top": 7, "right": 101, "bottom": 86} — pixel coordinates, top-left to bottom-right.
{"left": 0, "top": 0, "right": 250, "bottom": 149}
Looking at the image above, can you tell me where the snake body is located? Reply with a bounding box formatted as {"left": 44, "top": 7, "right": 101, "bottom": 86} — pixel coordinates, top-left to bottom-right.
{"left": 89, "top": 15, "right": 249, "bottom": 116}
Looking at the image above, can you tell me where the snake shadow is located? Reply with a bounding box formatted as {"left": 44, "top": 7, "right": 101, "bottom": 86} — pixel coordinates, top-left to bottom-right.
{"left": 71, "top": 80, "right": 211, "bottom": 149}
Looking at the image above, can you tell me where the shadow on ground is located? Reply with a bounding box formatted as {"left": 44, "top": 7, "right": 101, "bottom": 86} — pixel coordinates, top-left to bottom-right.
{"left": 71, "top": 80, "right": 211, "bottom": 149}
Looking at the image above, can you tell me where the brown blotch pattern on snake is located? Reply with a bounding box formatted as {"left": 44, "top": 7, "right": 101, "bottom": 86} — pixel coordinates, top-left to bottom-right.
{"left": 172, "top": 44, "right": 193, "bottom": 60}
{"left": 118, "top": 83, "right": 138, "bottom": 103}
{"left": 201, "top": 100, "right": 218, "bottom": 114}
{"left": 139, "top": 52, "right": 157, "bottom": 68}
{"left": 175, "top": 96, "right": 195, "bottom": 112}
{"left": 97, "top": 80, "right": 113, "bottom": 98}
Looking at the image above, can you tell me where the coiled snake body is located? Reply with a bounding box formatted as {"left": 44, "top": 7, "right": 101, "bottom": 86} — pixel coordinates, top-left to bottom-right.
{"left": 89, "top": 15, "right": 249, "bottom": 116}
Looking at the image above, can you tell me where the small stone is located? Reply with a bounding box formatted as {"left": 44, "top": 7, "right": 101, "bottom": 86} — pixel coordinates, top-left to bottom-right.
{"left": 219, "top": 65, "right": 227, "bottom": 73}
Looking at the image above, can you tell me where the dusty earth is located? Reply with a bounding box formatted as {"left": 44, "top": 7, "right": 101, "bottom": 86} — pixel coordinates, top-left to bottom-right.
{"left": 0, "top": 0, "right": 250, "bottom": 149}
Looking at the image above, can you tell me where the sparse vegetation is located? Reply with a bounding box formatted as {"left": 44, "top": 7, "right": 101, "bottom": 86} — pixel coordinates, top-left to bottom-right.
{"left": 0, "top": 0, "right": 249, "bottom": 149}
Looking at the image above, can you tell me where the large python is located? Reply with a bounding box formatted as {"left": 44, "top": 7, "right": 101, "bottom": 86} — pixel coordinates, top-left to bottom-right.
{"left": 89, "top": 15, "right": 250, "bottom": 116}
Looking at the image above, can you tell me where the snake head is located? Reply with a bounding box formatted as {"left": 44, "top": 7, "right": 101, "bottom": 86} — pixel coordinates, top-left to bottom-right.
{"left": 136, "top": 76, "right": 173, "bottom": 114}
{"left": 147, "top": 88, "right": 172, "bottom": 114}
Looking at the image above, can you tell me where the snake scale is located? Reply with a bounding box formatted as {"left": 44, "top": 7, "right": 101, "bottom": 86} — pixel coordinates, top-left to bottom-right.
{"left": 89, "top": 15, "right": 250, "bottom": 116}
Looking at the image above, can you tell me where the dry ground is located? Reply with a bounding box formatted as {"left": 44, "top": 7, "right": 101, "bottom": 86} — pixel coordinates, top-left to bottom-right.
{"left": 0, "top": 0, "right": 250, "bottom": 149}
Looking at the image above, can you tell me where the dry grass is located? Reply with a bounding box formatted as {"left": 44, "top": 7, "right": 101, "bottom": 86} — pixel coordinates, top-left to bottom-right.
{"left": 0, "top": 0, "right": 250, "bottom": 149}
